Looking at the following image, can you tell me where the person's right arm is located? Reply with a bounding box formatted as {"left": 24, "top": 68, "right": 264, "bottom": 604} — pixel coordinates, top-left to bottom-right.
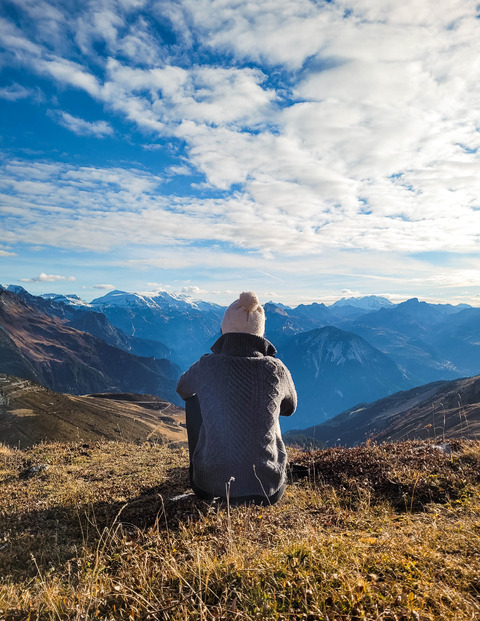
{"left": 176, "top": 356, "right": 209, "bottom": 400}
{"left": 176, "top": 363, "right": 197, "bottom": 400}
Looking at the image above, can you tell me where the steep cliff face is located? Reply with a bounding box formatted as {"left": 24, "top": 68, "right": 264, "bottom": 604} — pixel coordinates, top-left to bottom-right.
{"left": 0, "top": 290, "right": 181, "bottom": 403}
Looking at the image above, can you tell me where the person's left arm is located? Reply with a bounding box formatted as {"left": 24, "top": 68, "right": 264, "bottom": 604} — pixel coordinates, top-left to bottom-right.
{"left": 278, "top": 362, "right": 297, "bottom": 417}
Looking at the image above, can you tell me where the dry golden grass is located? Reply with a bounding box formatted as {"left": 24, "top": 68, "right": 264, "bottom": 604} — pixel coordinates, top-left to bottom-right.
{"left": 1, "top": 440, "right": 479, "bottom": 620}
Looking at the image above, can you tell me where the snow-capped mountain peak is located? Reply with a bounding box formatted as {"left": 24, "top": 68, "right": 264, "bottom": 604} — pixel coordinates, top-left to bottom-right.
{"left": 331, "top": 295, "right": 394, "bottom": 311}
{"left": 5, "top": 285, "right": 29, "bottom": 295}
{"left": 40, "top": 293, "right": 91, "bottom": 307}
{"left": 90, "top": 290, "right": 164, "bottom": 309}
{"left": 90, "top": 289, "right": 224, "bottom": 313}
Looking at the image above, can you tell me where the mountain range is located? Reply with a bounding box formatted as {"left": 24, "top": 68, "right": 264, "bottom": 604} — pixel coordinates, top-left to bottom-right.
{"left": 1, "top": 284, "right": 479, "bottom": 433}
{"left": 89, "top": 289, "right": 224, "bottom": 368}
{"left": 0, "top": 288, "right": 181, "bottom": 404}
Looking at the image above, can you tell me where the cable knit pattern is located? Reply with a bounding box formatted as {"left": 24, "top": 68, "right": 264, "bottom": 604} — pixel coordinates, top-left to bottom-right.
{"left": 176, "top": 333, "right": 297, "bottom": 499}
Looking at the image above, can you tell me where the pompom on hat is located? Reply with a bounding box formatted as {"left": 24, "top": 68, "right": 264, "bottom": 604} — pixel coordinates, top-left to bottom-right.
{"left": 221, "top": 291, "right": 265, "bottom": 337}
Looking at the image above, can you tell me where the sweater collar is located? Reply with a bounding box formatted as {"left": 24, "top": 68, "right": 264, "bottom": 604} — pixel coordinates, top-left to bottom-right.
{"left": 211, "top": 332, "right": 277, "bottom": 357}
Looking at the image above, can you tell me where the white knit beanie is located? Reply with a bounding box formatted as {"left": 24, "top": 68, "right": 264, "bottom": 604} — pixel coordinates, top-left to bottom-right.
{"left": 221, "top": 291, "right": 265, "bottom": 337}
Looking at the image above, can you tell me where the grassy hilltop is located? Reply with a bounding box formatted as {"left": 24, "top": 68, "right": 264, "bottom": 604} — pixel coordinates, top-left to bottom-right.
{"left": 1, "top": 440, "right": 480, "bottom": 620}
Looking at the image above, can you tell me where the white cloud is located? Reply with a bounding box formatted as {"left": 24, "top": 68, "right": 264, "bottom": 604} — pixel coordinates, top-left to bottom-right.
{"left": 175, "top": 0, "right": 340, "bottom": 69}
{"left": 92, "top": 283, "right": 116, "bottom": 290}
{"left": 103, "top": 60, "right": 275, "bottom": 131}
{"left": 40, "top": 58, "right": 102, "bottom": 97}
{"left": 166, "top": 164, "right": 192, "bottom": 176}
{"left": 75, "top": 3, "right": 163, "bottom": 66}
{"left": 403, "top": 270, "right": 480, "bottom": 290}
{"left": 145, "top": 282, "right": 173, "bottom": 292}
{"left": 0, "top": 83, "right": 34, "bottom": 101}
{"left": 176, "top": 0, "right": 478, "bottom": 71}
{"left": 211, "top": 289, "right": 235, "bottom": 296}
{"left": 20, "top": 272, "right": 76, "bottom": 283}
{"left": 55, "top": 112, "right": 114, "bottom": 137}
{"left": 180, "top": 285, "right": 207, "bottom": 295}
{"left": 0, "top": 15, "right": 45, "bottom": 56}
{"left": 6, "top": 0, "right": 67, "bottom": 49}
{"left": 2, "top": 157, "right": 480, "bottom": 258}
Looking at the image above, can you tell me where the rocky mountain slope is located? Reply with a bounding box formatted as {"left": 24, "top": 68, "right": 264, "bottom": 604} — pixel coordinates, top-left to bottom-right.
{"left": 0, "top": 289, "right": 181, "bottom": 403}
{"left": 284, "top": 373, "right": 480, "bottom": 447}
{"left": 344, "top": 298, "right": 479, "bottom": 380}
{"left": 268, "top": 297, "right": 479, "bottom": 386}
{"left": 6, "top": 285, "right": 172, "bottom": 361}
{"left": 0, "top": 374, "right": 186, "bottom": 449}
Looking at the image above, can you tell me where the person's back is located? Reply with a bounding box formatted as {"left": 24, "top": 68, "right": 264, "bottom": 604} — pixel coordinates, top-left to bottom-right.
{"left": 176, "top": 291, "right": 297, "bottom": 505}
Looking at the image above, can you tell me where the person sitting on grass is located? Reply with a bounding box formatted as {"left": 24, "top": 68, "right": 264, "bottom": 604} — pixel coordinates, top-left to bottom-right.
{"left": 176, "top": 291, "right": 297, "bottom": 505}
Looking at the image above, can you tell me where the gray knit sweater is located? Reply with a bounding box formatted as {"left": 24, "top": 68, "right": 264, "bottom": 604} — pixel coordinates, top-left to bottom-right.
{"left": 176, "top": 333, "right": 297, "bottom": 499}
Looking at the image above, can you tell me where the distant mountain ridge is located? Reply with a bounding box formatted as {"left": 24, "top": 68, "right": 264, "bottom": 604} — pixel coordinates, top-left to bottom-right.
{"left": 332, "top": 294, "right": 394, "bottom": 311}
{"left": 6, "top": 285, "right": 173, "bottom": 361}
{"left": 284, "top": 374, "right": 480, "bottom": 448}
{"left": 344, "top": 297, "right": 480, "bottom": 384}
{"left": 90, "top": 288, "right": 224, "bottom": 313}
{"left": 40, "top": 292, "right": 91, "bottom": 307}
{"left": 89, "top": 289, "right": 225, "bottom": 368}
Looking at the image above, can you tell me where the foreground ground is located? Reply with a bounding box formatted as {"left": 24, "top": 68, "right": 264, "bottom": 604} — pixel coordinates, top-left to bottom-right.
{"left": 1, "top": 439, "right": 479, "bottom": 620}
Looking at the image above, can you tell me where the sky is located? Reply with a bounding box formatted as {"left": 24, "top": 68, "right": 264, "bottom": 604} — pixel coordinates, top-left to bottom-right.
{"left": 1, "top": 0, "right": 480, "bottom": 307}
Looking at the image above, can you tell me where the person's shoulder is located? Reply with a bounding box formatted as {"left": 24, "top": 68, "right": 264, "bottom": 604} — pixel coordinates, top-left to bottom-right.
{"left": 185, "top": 353, "right": 213, "bottom": 371}
{"left": 267, "top": 356, "right": 294, "bottom": 378}
{"left": 263, "top": 356, "right": 287, "bottom": 371}
{"left": 197, "top": 352, "right": 216, "bottom": 366}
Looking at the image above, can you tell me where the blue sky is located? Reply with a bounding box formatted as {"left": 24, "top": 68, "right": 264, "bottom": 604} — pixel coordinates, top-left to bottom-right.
{"left": 1, "top": 0, "right": 480, "bottom": 306}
